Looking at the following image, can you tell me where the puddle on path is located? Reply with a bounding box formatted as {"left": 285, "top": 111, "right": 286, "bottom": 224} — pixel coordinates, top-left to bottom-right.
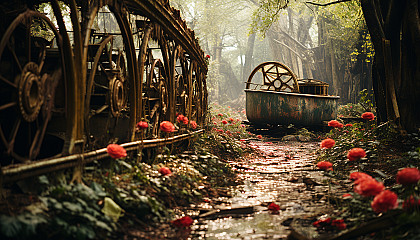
{"left": 191, "top": 140, "right": 332, "bottom": 239}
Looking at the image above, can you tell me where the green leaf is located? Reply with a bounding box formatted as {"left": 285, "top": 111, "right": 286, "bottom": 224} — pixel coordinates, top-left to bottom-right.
{"left": 0, "top": 215, "right": 22, "bottom": 237}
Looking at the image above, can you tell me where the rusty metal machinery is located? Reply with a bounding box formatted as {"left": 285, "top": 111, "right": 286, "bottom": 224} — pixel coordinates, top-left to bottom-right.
{"left": 0, "top": 0, "right": 208, "bottom": 182}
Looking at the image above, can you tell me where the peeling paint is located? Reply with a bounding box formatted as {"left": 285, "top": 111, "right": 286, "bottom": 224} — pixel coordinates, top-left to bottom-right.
{"left": 245, "top": 90, "right": 339, "bottom": 126}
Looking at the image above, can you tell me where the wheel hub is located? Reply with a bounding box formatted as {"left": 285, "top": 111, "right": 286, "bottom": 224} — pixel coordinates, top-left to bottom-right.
{"left": 109, "top": 77, "right": 125, "bottom": 117}
{"left": 18, "top": 62, "right": 44, "bottom": 122}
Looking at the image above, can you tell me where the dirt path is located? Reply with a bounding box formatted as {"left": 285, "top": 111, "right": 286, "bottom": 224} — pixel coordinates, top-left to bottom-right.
{"left": 191, "top": 139, "right": 335, "bottom": 239}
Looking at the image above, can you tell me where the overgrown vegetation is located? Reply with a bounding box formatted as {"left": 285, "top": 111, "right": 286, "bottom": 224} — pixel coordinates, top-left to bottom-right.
{"left": 0, "top": 105, "right": 257, "bottom": 239}
{"left": 314, "top": 90, "right": 420, "bottom": 239}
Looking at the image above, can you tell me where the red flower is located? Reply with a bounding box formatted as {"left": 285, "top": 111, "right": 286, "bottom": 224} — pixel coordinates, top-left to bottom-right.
{"left": 396, "top": 168, "right": 420, "bottom": 185}
{"left": 171, "top": 216, "right": 193, "bottom": 228}
{"left": 160, "top": 121, "right": 175, "bottom": 133}
{"left": 313, "top": 218, "right": 331, "bottom": 228}
{"left": 361, "top": 112, "right": 375, "bottom": 120}
{"left": 345, "top": 123, "right": 353, "bottom": 127}
{"left": 354, "top": 179, "right": 384, "bottom": 197}
{"left": 228, "top": 117, "right": 234, "bottom": 122}
{"left": 328, "top": 120, "right": 342, "bottom": 128}
{"left": 239, "top": 139, "right": 246, "bottom": 142}
{"left": 136, "top": 121, "right": 148, "bottom": 130}
{"left": 317, "top": 161, "right": 333, "bottom": 171}
{"left": 268, "top": 202, "right": 280, "bottom": 214}
{"left": 106, "top": 144, "right": 127, "bottom": 159}
{"left": 337, "top": 123, "right": 343, "bottom": 128}
{"left": 320, "top": 138, "right": 335, "bottom": 149}
{"left": 347, "top": 148, "right": 366, "bottom": 161}
{"left": 349, "top": 172, "right": 373, "bottom": 183}
{"left": 206, "top": 54, "right": 210, "bottom": 58}
{"left": 158, "top": 167, "right": 172, "bottom": 176}
{"left": 177, "top": 114, "right": 185, "bottom": 123}
{"left": 371, "top": 190, "right": 398, "bottom": 213}
{"left": 189, "top": 120, "right": 197, "bottom": 129}
{"left": 331, "top": 219, "right": 347, "bottom": 230}
{"left": 257, "top": 135, "right": 262, "bottom": 139}
{"left": 182, "top": 116, "right": 189, "bottom": 125}
{"left": 402, "top": 195, "right": 420, "bottom": 210}
{"left": 222, "top": 120, "right": 228, "bottom": 124}
{"left": 217, "top": 113, "right": 223, "bottom": 117}
{"left": 342, "top": 193, "right": 352, "bottom": 198}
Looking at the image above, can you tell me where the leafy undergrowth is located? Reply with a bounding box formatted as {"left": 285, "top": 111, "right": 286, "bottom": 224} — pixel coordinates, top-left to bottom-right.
{"left": 0, "top": 104, "right": 260, "bottom": 240}
{"left": 313, "top": 110, "right": 420, "bottom": 239}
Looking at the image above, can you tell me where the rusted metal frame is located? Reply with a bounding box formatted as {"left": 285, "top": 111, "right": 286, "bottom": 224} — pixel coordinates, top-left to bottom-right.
{"left": 126, "top": 0, "right": 207, "bottom": 71}
{"left": 1, "top": 129, "right": 204, "bottom": 184}
{"left": 186, "top": 60, "right": 194, "bottom": 122}
{"left": 67, "top": 0, "right": 85, "bottom": 153}
{"left": 84, "top": 35, "right": 113, "bottom": 133}
{"left": 137, "top": 25, "right": 154, "bottom": 125}
{"left": 51, "top": 1, "right": 77, "bottom": 156}
{"left": 157, "top": 32, "right": 171, "bottom": 123}
{"left": 107, "top": 4, "right": 139, "bottom": 141}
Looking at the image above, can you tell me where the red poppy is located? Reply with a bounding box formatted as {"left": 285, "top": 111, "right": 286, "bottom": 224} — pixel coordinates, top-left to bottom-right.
{"left": 257, "top": 135, "right": 262, "bottom": 139}
{"left": 158, "top": 167, "right": 172, "bottom": 176}
{"left": 328, "top": 120, "right": 341, "bottom": 128}
{"left": 313, "top": 217, "right": 331, "bottom": 228}
{"left": 396, "top": 168, "right": 420, "bottom": 185}
{"left": 268, "top": 202, "right": 280, "bottom": 214}
{"left": 189, "top": 120, "right": 197, "bottom": 129}
{"left": 345, "top": 123, "right": 353, "bottom": 127}
{"left": 160, "top": 121, "right": 175, "bottom": 133}
{"left": 182, "top": 116, "right": 189, "bottom": 125}
{"left": 106, "top": 144, "right": 127, "bottom": 159}
{"left": 354, "top": 179, "right": 384, "bottom": 197}
{"left": 347, "top": 148, "right": 366, "bottom": 161}
{"left": 206, "top": 54, "right": 210, "bottom": 58}
{"left": 222, "top": 120, "right": 228, "bottom": 124}
{"left": 361, "top": 112, "right": 375, "bottom": 120}
{"left": 217, "top": 113, "right": 223, "bottom": 117}
{"left": 229, "top": 117, "right": 234, "bottom": 122}
{"left": 171, "top": 216, "right": 194, "bottom": 228}
{"left": 371, "top": 190, "right": 398, "bottom": 213}
{"left": 320, "top": 138, "right": 335, "bottom": 149}
{"left": 331, "top": 219, "right": 347, "bottom": 230}
{"left": 402, "top": 195, "right": 420, "bottom": 210}
{"left": 136, "top": 121, "right": 148, "bottom": 130}
{"left": 177, "top": 114, "right": 185, "bottom": 123}
{"left": 349, "top": 172, "right": 373, "bottom": 182}
{"left": 317, "top": 161, "right": 333, "bottom": 171}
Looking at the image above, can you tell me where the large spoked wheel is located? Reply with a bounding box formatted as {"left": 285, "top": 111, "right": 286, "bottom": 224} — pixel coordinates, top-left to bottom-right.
{"left": 84, "top": 2, "right": 138, "bottom": 149}
{"left": 246, "top": 61, "right": 299, "bottom": 93}
{"left": 0, "top": 10, "right": 65, "bottom": 163}
{"left": 144, "top": 59, "right": 168, "bottom": 138}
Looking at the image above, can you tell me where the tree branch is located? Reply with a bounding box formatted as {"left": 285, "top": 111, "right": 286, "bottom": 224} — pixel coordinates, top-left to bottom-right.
{"left": 306, "top": 0, "right": 352, "bottom": 7}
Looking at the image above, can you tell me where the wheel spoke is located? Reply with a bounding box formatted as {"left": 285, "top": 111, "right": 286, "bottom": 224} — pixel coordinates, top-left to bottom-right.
{"left": 26, "top": 16, "right": 32, "bottom": 63}
{"left": 7, "top": 117, "right": 21, "bottom": 154}
{"left": 0, "top": 74, "right": 16, "bottom": 88}
{"left": 0, "top": 102, "right": 17, "bottom": 111}
{"left": 7, "top": 43, "right": 23, "bottom": 72}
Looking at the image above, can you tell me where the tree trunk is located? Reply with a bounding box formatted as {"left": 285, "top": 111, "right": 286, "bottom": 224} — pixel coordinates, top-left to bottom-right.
{"left": 242, "top": 33, "right": 256, "bottom": 83}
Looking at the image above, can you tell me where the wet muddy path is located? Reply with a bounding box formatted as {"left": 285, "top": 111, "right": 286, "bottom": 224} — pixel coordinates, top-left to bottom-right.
{"left": 191, "top": 139, "right": 334, "bottom": 239}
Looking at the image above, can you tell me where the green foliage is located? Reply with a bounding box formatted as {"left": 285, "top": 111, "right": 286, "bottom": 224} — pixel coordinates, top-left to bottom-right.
{"left": 0, "top": 182, "right": 116, "bottom": 240}
{"left": 338, "top": 89, "right": 376, "bottom": 117}
{"left": 250, "top": 0, "right": 289, "bottom": 37}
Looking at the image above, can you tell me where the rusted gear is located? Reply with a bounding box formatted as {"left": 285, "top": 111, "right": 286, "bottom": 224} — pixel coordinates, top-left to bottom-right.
{"left": 109, "top": 76, "right": 125, "bottom": 117}
{"left": 18, "top": 62, "right": 44, "bottom": 122}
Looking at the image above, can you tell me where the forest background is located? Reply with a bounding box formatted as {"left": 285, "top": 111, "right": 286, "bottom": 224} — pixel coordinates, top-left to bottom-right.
{"left": 170, "top": 0, "right": 374, "bottom": 109}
